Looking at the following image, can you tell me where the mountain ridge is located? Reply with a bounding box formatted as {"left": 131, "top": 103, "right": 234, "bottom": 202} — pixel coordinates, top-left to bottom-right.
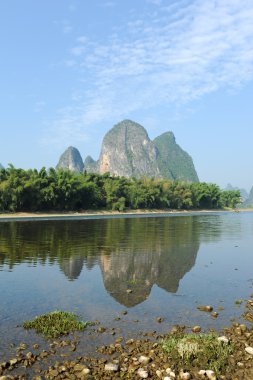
{"left": 57, "top": 119, "right": 199, "bottom": 182}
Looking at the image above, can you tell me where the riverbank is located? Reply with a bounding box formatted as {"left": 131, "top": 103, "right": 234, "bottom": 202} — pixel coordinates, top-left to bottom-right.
{"left": 0, "top": 208, "right": 252, "bottom": 221}
{"left": 0, "top": 298, "right": 252, "bottom": 379}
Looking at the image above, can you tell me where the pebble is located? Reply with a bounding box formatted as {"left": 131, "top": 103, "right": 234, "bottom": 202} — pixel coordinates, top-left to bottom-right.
{"left": 138, "top": 355, "right": 150, "bottom": 364}
{"left": 198, "top": 370, "right": 206, "bottom": 376}
{"left": 163, "top": 377, "right": 172, "bottom": 380}
{"left": 245, "top": 346, "right": 253, "bottom": 355}
{"left": 0, "top": 377, "right": 14, "bottom": 380}
{"left": 192, "top": 325, "right": 201, "bottom": 333}
{"left": 217, "top": 336, "right": 229, "bottom": 344}
{"left": 104, "top": 363, "right": 119, "bottom": 371}
{"left": 206, "top": 369, "right": 216, "bottom": 380}
{"left": 197, "top": 305, "right": 213, "bottom": 312}
{"left": 180, "top": 372, "right": 191, "bottom": 379}
{"left": 137, "top": 368, "right": 149, "bottom": 378}
{"left": 126, "top": 289, "right": 132, "bottom": 294}
{"left": 9, "top": 358, "right": 18, "bottom": 366}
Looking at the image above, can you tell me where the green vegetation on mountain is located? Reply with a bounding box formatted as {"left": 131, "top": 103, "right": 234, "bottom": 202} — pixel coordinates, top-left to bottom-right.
{"left": 153, "top": 132, "right": 199, "bottom": 182}
{"left": 0, "top": 165, "right": 240, "bottom": 212}
{"left": 57, "top": 119, "right": 199, "bottom": 182}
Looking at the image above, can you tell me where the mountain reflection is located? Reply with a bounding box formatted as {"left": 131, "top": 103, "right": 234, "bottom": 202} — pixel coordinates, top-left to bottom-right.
{"left": 0, "top": 215, "right": 224, "bottom": 306}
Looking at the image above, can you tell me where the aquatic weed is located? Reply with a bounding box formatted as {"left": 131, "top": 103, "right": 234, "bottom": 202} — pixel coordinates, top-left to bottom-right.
{"left": 23, "top": 311, "right": 92, "bottom": 338}
{"left": 162, "top": 333, "right": 233, "bottom": 374}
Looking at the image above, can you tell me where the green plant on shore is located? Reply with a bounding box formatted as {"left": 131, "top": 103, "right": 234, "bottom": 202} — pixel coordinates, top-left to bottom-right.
{"left": 162, "top": 333, "right": 233, "bottom": 374}
{"left": 23, "top": 311, "right": 92, "bottom": 338}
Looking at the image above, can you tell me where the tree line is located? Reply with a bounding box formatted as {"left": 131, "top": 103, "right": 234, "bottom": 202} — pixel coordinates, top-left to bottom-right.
{"left": 0, "top": 165, "right": 241, "bottom": 212}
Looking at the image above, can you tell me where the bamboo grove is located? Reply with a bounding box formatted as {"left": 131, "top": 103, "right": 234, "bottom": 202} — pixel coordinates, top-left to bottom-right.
{"left": 0, "top": 165, "right": 241, "bottom": 212}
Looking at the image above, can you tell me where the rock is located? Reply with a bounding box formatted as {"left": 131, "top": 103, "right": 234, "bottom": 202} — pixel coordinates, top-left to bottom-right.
{"left": 198, "top": 370, "right": 206, "bottom": 376}
{"left": 156, "top": 370, "right": 163, "bottom": 377}
{"left": 206, "top": 370, "right": 216, "bottom": 380}
{"left": 9, "top": 358, "right": 18, "bottom": 366}
{"left": 138, "top": 355, "right": 151, "bottom": 364}
{"left": 245, "top": 346, "right": 253, "bottom": 355}
{"left": 126, "top": 289, "right": 133, "bottom": 293}
{"left": 0, "top": 377, "right": 14, "bottom": 380}
{"left": 180, "top": 372, "right": 191, "bottom": 379}
{"left": 156, "top": 317, "right": 164, "bottom": 323}
{"left": 80, "top": 119, "right": 199, "bottom": 181}
{"left": 192, "top": 325, "right": 201, "bottom": 333}
{"left": 74, "top": 364, "right": 86, "bottom": 372}
{"left": 137, "top": 368, "right": 149, "bottom": 378}
{"left": 197, "top": 305, "right": 213, "bottom": 312}
{"left": 104, "top": 363, "right": 119, "bottom": 371}
{"left": 56, "top": 146, "right": 84, "bottom": 172}
{"left": 211, "top": 312, "right": 219, "bottom": 318}
{"left": 163, "top": 377, "right": 172, "bottom": 380}
{"left": 217, "top": 336, "right": 229, "bottom": 344}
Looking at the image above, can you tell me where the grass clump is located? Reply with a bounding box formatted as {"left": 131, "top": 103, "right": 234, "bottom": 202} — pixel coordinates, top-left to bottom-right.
{"left": 23, "top": 311, "right": 92, "bottom": 338}
{"left": 162, "top": 333, "right": 233, "bottom": 374}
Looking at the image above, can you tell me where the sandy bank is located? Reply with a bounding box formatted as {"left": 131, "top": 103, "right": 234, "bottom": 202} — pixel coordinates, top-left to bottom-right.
{"left": 0, "top": 208, "right": 252, "bottom": 220}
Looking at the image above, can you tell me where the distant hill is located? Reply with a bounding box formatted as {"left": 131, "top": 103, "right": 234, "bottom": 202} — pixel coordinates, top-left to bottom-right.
{"left": 243, "top": 186, "right": 253, "bottom": 207}
{"left": 57, "top": 119, "right": 199, "bottom": 182}
{"left": 225, "top": 184, "right": 248, "bottom": 202}
{"left": 56, "top": 146, "right": 84, "bottom": 173}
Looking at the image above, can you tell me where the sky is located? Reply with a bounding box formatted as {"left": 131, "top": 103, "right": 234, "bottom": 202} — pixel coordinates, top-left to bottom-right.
{"left": 0, "top": 0, "right": 253, "bottom": 191}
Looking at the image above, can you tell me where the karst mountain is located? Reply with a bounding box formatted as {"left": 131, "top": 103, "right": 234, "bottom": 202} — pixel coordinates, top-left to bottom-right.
{"left": 56, "top": 119, "right": 199, "bottom": 182}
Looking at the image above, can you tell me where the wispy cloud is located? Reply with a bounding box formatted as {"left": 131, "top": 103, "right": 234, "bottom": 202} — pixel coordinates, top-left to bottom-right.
{"left": 48, "top": 0, "right": 253, "bottom": 144}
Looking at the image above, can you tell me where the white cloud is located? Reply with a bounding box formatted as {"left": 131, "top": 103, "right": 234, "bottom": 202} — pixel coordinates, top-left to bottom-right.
{"left": 48, "top": 0, "right": 253, "bottom": 142}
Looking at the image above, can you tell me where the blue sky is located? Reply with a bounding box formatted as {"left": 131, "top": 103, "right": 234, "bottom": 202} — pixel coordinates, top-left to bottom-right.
{"left": 0, "top": 0, "right": 253, "bottom": 191}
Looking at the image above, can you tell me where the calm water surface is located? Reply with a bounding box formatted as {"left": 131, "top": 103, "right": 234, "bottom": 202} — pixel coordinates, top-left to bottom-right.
{"left": 0, "top": 212, "right": 252, "bottom": 359}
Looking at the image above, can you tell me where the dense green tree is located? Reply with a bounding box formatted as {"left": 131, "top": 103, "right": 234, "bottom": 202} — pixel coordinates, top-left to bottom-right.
{"left": 0, "top": 165, "right": 241, "bottom": 212}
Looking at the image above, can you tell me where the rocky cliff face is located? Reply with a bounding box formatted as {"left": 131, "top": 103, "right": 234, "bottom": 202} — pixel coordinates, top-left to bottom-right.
{"left": 97, "top": 120, "right": 160, "bottom": 178}
{"left": 56, "top": 146, "right": 84, "bottom": 172}
{"left": 57, "top": 119, "right": 199, "bottom": 182}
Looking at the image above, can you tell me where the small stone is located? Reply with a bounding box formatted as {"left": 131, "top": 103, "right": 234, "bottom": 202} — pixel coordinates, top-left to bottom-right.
{"left": 156, "top": 370, "right": 162, "bottom": 377}
{"left": 198, "top": 370, "right": 206, "bottom": 376}
{"left": 156, "top": 317, "right": 164, "bottom": 323}
{"left": 138, "top": 355, "right": 150, "bottom": 365}
{"left": 217, "top": 336, "right": 229, "bottom": 344}
{"left": 192, "top": 325, "right": 201, "bottom": 333}
{"left": 48, "top": 369, "right": 59, "bottom": 377}
{"left": 165, "top": 368, "right": 172, "bottom": 374}
{"left": 9, "top": 358, "right": 18, "bottom": 366}
{"left": 206, "top": 370, "right": 216, "bottom": 380}
{"left": 169, "top": 372, "right": 176, "bottom": 378}
{"left": 74, "top": 364, "right": 86, "bottom": 372}
{"left": 239, "top": 324, "right": 247, "bottom": 332}
{"left": 245, "top": 346, "right": 253, "bottom": 355}
{"left": 137, "top": 368, "right": 149, "bottom": 378}
{"left": 163, "top": 377, "right": 172, "bottom": 380}
{"left": 0, "top": 377, "right": 14, "bottom": 380}
{"left": 197, "top": 305, "right": 213, "bottom": 312}
{"left": 121, "top": 310, "right": 128, "bottom": 315}
{"left": 211, "top": 312, "right": 219, "bottom": 318}
{"left": 180, "top": 372, "right": 191, "bottom": 380}
{"left": 237, "top": 362, "right": 244, "bottom": 368}
{"left": 98, "top": 326, "right": 106, "bottom": 333}
{"left": 126, "top": 289, "right": 132, "bottom": 293}
{"left": 104, "top": 363, "right": 119, "bottom": 371}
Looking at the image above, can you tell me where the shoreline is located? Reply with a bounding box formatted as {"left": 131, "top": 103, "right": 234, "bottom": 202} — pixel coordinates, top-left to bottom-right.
{"left": 0, "top": 208, "right": 252, "bottom": 221}
{"left": 0, "top": 298, "right": 252, "bottom": 379}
